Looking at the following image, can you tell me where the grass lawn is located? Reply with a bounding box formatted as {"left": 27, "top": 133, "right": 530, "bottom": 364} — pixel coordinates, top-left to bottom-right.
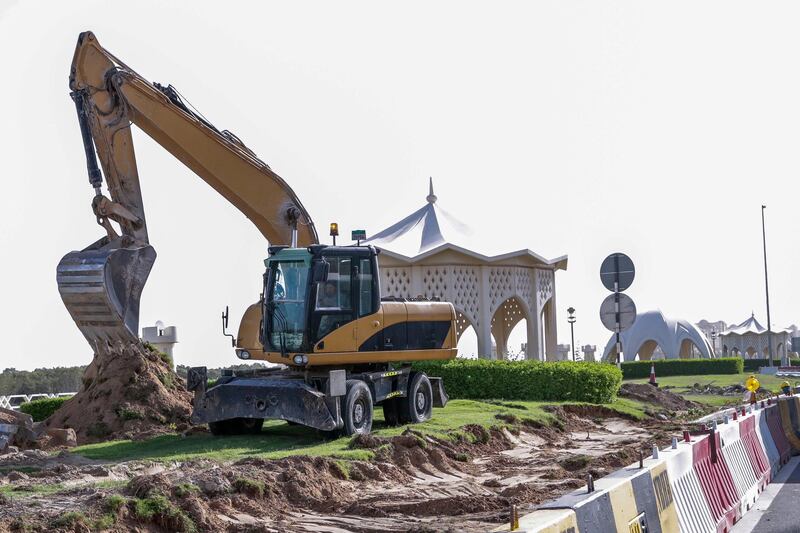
{"left": 625, "top": 372, "right": 796, "bottom": 407}
{"left": 627, "top": 372, "right": 789, "bottom": 391}
{"left": 72, "top": 398, "right": 647, "bottom": 463}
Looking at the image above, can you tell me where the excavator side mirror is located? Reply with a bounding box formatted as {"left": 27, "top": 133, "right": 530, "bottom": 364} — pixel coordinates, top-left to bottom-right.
{"left": 221, "top": 306, "right": 235, "bottom": 347}
{"left": 311, "top": 259, "right": 330, "bottom": 283}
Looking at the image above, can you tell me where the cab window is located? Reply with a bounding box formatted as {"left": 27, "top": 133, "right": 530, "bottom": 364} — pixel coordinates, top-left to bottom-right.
{"left": 313, "top": 256, "right": 353, "bottom": 340}
{"left": 315, "top": 257, "right": 351, "bottom": 310}
{"left": 358, "top": 258, "right": 374, "bottom": 317}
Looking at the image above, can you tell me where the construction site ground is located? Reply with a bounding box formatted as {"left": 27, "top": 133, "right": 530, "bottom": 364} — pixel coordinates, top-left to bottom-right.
{"left": 0, "top": 383, "right": 722, "bottom": 533}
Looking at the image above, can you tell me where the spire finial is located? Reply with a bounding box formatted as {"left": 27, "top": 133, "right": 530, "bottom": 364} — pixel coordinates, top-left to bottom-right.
{"left": 426, "top": 177, "right": 437, "bottom": 204}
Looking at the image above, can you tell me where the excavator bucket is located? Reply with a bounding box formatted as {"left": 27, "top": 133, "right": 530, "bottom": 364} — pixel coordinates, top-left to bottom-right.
{"left": 57, "top": 240, "right": 156, "bottom": 350}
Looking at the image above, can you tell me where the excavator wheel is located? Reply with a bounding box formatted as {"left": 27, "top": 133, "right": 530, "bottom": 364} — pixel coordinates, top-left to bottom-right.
{"left": 343, "top": 380, "right": 373, "bottom": 436}
{"left": 209, "top": 417, "right": 264, "bottom": 436}
{"left": 398, "top": 372, "right": 433, "bottom": 424}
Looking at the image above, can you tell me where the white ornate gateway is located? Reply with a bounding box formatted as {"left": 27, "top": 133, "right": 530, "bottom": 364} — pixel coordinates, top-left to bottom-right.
{"left": 718, "top": 314, "right": 794, "bottom": 359}
{"left": 364, "top": 180, "right": 567, "bottom": 360}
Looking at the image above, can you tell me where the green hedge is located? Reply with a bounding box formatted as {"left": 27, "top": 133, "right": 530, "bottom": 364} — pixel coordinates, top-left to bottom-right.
{"left": 412, "top": 359, "right": 622, "bottom": 404}
{"left": 19, "top": 396, "right": 71, "bottom": 422}
{"left": 742, "top": 359, "right": 800, "bottom": 372}
{"left": 621, "top": 358, "right": 743, "bottom": 379}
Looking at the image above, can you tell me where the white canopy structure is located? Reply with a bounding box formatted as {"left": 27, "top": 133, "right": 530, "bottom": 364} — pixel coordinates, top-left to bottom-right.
{"left": 365, "top": 179, "right": 567, "bottom": 360}
{"left": 601, "top": 310, "right": 714, "bottom": 362}
{"left": 718, "top": 314, "right": 793, "bottom": 359}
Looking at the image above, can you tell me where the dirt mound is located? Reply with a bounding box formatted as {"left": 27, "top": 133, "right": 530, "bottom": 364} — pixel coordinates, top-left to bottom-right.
{"left": 618, "top": 383, "right": 700, "bottom": 411}
{"left": 46, "top": 342, "right": 192, "bottom": 444}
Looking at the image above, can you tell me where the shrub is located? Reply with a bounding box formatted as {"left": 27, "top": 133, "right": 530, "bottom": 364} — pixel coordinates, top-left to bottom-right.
{"left": 18, "top": 396, "right": 70, "bottom": 422}
{"left": 742, "top": 358, "right": 800, "bottom": 372}
{"left": 411, "top": 359, "right": 622, "bottom": 404}
{"left": 620, "top": 357, "right": 743, "bottom": 379}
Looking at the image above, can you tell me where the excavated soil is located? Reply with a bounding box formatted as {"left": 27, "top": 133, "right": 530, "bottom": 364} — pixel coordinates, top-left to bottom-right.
{"left": 619, "top": 382, "right": 702, "bottom": 411}
{"left": 0, "top": 406, "right": 666, "bottom": 532}
{"left": 45, "top": 342, "right": 193, "bottom": 444}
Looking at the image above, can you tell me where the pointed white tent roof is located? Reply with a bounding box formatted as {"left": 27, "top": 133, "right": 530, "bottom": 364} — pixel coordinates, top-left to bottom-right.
{"left": 364, "top": 178, "right": 568, "bottom": 270}
{"left": 721, "top": 313, "right": 792, "bottom": 335}
{"left": 722, "top": 313, "right": 766, "bottom": 335}
{"left": 363, "top": 178, "right": 472, "bottom": 256}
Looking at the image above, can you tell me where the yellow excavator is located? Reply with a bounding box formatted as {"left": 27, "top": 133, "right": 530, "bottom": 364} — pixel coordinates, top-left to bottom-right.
{"left": 58, "top": 32, "right": 457, "bottom": 436}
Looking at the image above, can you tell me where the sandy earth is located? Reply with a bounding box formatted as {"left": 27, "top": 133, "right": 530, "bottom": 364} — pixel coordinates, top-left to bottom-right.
{"left": 0, "top": 403, "right": 685, "bottom": 533}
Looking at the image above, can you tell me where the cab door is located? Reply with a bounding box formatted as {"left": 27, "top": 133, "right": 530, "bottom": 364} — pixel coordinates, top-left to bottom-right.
{"left": 310, "top": 255, "right": 357, "bottom": 353}
{"left": 355, "top": 256, "right": 384, "bottom": 350}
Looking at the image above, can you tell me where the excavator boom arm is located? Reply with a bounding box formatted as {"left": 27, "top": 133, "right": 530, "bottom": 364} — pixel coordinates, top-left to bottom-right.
{"left": 59, "top": 32, "right": 317, "bottom": 352}
{"left": 69, "top": 31, "right": 317, "bottom": 246}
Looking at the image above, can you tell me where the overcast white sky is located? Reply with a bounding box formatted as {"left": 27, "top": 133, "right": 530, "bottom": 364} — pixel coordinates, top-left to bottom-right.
{"left": 0, "top": 1, "right": 798, "bottom": 370}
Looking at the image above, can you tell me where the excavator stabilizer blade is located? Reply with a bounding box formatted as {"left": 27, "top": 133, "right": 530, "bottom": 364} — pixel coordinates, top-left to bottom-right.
{"left": 57, "top": 242, "right": 156, "bottom": 350}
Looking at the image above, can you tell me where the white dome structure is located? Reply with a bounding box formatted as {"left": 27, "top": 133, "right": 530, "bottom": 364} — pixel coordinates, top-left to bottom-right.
{"left": 602, "top": 310, "right": 714, "bottom": 362}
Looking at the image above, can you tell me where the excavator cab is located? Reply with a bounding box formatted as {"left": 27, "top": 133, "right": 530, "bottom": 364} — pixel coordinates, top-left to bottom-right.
{"left": 262, "top": 245, "right": 380, "bottom": 358}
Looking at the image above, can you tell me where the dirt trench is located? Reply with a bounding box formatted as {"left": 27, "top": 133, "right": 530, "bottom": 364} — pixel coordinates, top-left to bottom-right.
{"left": 0, "top": 404, "right": 668, "bottom": 532}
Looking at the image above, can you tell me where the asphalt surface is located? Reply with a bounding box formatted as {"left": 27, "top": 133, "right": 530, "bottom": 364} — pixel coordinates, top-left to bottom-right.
{"left": 732, "top": 457, "right": 800, "bottom": 533}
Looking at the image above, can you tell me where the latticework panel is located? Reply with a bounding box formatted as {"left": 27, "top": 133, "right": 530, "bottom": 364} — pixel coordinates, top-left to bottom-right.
{"left": 450, "top": 266, "right": 480, "bottom": 330}
{"left": 381, "top": 267, "right": 412, "bottom": 298}
{"left": 536, "top": 269, "right": 554, "bottom": 310}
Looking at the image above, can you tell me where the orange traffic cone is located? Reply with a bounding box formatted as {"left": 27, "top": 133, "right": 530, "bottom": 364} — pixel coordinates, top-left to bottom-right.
{"left": 649, "top": 363, "right": 658, "bottom": 387}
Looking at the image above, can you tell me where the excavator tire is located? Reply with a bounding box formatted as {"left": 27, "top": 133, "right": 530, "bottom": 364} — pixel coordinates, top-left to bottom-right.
{"left": 209, "top": 417, "right": 264, "bottom": 436}
{"left": 343, "top": 380, "right": 373, "bottom": 436}
{"left": 398, "top": 372, "right": 433, "bottom": 424}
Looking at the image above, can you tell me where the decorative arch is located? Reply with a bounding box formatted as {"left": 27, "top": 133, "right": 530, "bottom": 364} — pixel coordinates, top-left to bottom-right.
{"left": 679, "top": 339, "right": 702, "bottom": 359}
{"left": 491, "top": 296, "right": 532, "bottom": 359}
{"left": 635, "top": 340, "right": 662, "bottom": 361}
{"left": 454, "top": 308, "right": 477, "bottom": 341}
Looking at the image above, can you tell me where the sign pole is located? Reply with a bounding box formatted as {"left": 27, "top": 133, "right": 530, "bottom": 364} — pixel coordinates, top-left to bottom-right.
{"left": 599, "top": 252, "right": 636, "bottom": 366}
{"left": 614, "top": 255, "right": 622, "bottom": 367}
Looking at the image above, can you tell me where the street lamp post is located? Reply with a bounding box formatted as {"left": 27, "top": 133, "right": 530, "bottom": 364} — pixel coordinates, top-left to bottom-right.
{"left": 710, "top": 329, "right": 717, "bottom": 356}
{"left": 567, "top": 307, "right": 576, "bottom": 362}
{"left": 761, "top": 205, "right": 775, "bottom": 367}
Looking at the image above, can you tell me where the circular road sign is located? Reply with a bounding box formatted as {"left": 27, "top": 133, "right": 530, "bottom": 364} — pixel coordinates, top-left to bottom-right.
{"left": 600, "top": 253, "right": 635, "bottom": 292}
{"left": 599, "top": 293, "right": 637, "bottom": 333}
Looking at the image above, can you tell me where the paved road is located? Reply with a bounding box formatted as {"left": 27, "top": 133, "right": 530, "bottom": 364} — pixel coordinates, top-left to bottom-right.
{"left": 732, "top": 457, "right": 800, "bottom": 533}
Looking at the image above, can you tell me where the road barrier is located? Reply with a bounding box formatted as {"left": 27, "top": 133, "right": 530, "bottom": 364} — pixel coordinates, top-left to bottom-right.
{"left": 763, "top": 402, "right": 792, "bottom": 468}
{"left": 739, "top": 412, "right": 771, "bottom": 489}
{"left": 717, "top": 417, "right": 759, "bottom": 515}
{"left": 754, "top": 405, "right": 782, "bottom": 477}
{"left": 777, "top": 398, "right": 800, "bottom": 450}
{"left": 691, "top": 429, "right": 740, "bottom": 531}
{"left": 497, "top": 397, "right": 800, "bottom": 533}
